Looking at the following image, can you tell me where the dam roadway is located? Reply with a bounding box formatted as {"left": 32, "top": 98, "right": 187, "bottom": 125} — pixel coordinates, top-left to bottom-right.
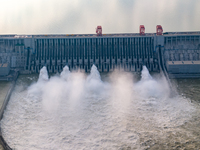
{"left": 0, "top": 28, "right": 200, "bottom": 78}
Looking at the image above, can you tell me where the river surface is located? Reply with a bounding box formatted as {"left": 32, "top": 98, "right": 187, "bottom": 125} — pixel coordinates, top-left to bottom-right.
{"left": 0, "top": 66, "right": 200, "bottom": 150}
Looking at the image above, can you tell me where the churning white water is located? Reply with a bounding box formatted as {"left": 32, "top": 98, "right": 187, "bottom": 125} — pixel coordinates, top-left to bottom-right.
{"left": 0, "top": 65, "right": 196, "bottom": 150}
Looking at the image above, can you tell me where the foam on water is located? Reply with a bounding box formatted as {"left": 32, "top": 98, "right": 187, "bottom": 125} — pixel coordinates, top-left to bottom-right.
{"left": 0, "top": 65, "right": 197, "bottom": 149}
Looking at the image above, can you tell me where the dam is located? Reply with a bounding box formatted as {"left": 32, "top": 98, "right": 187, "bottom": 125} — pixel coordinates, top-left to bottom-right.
{"left": 1, "top": 26, "right": 200, "bottom": 149}
{"left": 0, "top": 25, "right": 200, "bottom": 78}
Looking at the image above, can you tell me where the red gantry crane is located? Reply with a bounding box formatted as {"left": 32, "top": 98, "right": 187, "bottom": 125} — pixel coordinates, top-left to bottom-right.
{"left": 156, "top": 25, "right": 163, "bottom": 35}
{"left": 140, "top": 25, "right": 145, "bottom": 35}
{"left": 96, "top": 26, "right": 102, "bottom": 36}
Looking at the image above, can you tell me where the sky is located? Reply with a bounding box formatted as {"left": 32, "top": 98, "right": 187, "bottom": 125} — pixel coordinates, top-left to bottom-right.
{"left": 0, "top": 0, "right": 200, "bottom": 34}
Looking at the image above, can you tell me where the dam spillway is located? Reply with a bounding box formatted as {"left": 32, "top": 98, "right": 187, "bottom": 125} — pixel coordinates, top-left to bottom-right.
{"left": 0, "top": 31, "right": 200, "bottom": 77}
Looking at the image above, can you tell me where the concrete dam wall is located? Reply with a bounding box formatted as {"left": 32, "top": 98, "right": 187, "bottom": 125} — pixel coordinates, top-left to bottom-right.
{"left": 163, "top": 34, "right": 200, "bottom": 78}
{"left": 0, "top": 32, "right": 200, "bottom": 77}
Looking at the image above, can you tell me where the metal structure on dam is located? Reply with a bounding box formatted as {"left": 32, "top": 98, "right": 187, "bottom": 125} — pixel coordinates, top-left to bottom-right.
{"left": 0, "top": 25, "right": 200, "bottom": 78}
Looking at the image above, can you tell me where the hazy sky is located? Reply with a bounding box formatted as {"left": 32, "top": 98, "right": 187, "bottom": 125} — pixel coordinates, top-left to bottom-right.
{"left": 0, "top": 0, "right": 200, "bottom": 34}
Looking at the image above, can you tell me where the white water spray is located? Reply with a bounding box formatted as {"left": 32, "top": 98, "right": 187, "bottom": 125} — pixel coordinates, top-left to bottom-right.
{"left": 134, "top": 66, "right": 170, "bottom": 99}
{"left": 86, "top": 64, "right": 107, "bottom": 94}
{"left": 27, "top": 66, "right": 49, "bottom": 97}
{"left": 141, "top": 66, "right": 152, "bottom": 80}
{"left": 60, "top": 65, "right": 70, "bottom": 81}
{"left": 87, "top": 65, "right": 101, "bottom": 82}
{"left": 0, "top": 65, "right": 196, "bottom": 150}
{"left": 39, "top": 66, "right": 49, "bottom": 81}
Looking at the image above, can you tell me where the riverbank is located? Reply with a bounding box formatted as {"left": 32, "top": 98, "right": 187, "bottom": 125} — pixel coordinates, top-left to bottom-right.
{"left": 0, "top": 81, "right": 12, "bottom": 150}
